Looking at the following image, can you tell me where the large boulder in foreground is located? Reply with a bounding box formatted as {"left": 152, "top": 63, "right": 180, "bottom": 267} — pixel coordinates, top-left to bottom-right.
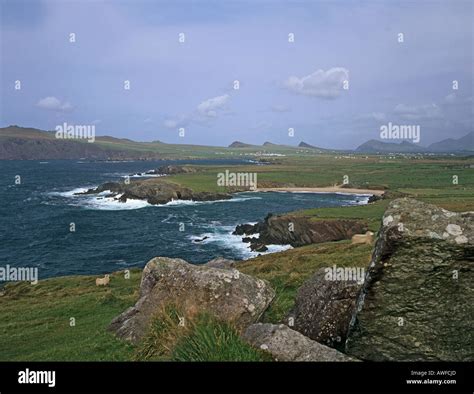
{"left": 346, "top": 198, "right": 473, "bottom": 361}
{"left": 287, "top": 267, "right": 363, "bottom": 348}
{"left": 242, "top": 323, "right": 357, "bottom": 361}
{"left": 109, "top": 257, "right": 275, "bottom": 343}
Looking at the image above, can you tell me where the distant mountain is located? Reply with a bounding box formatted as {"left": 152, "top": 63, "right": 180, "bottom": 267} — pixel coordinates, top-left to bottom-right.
{"left": 428, "top": 132, "right": 474, "bottom": 152}
{"left": 0, "top": 125, "right": 163, "bottom": 160}
{"left": 228, "top": 141, "right": 253, "bottom": 148}
{"left": 356, "top": 132, "right": 473, "bottom": 154}
{"left": 2, "top": 125, "right": 472, "bottom": 159}
{"left": 298, "top": 141, "right": 316, "bottom": 148}
{"left": 356, "top": 140, "right": 427, "bottom": 153}
{"left": 297, "top": 141, "right": 334, "bottom": 153}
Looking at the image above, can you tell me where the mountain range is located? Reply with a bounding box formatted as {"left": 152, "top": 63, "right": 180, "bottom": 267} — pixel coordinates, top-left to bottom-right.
{"left": 355, "top": 132, "right": 473, "bottom": 153}
{"left": 0, "top": 125, "right": 472, "bottom": 160}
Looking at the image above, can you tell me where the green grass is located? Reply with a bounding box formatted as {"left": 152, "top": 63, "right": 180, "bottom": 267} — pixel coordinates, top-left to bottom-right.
{"left": 0, "top": 241, "right": 372, "bottom": 361}
{"left": 0, "top": 152, "right": 472, "bottom": 360}
{"left": 163, "top": 155, "right": 474, "bottom": 210}
{"left": 291, "top": 199, "right": 390, "bottom": 231}
{"left": 238, "top": 241, "right": 373, "bottom": 323}
{"left": 134, "top": 305, "right": 270, "bottom": 361}
{"left": 0, "top": 269, "right": 142, "bottom": 361}
{"left": 172, "top": 314, "right": 270, "bottom": 362}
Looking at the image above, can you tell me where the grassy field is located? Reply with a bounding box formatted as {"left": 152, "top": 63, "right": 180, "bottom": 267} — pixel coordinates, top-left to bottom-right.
{"left": 0, "top": 269, "right": 141, "bottom": 361}
{"left": 164, "top": 154, "right": 474, "bottom": 210}
{"left": 0, "top": 241, "right": 371, "bottom": 361}
{"left": 0, "top": 151, "right": 472, "bottom": 361}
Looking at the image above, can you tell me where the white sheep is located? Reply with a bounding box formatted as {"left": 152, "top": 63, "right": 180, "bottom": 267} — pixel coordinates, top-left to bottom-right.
{"left": 351, "top": 231, "right": 374, "bottom": 245}
{"left": 95, "top": 274, "right": 110, "bottom": 286}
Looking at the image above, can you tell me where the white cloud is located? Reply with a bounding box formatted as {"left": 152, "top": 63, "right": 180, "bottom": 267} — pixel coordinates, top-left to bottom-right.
{"left": 163, "top": 115, "right": 188, "bottom": 129}
{"left": 443, "top": 93, "right": 473, "bottom": 107}
{"left": 197, "top": 94, "right": 230, "bottom": 117}
{"left": 444, "top": 93, "right": 457, "bottom": 104}
{"left": 284, "top": 68, "right": 349, "bottom": 99}
{"left": 36, "top": 96, "right": 73, "bottom": 112}
{"left": 393, "top": 103, "right": 442, "bottom": 120}
{"left": 164, "top": 94, "right": 231, "bottom": 129}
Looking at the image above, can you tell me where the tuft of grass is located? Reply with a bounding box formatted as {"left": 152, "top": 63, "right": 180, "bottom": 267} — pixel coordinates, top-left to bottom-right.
{"left": 135, "top": 306, "right": 270, "bottom": 362}
{"left": 171, "top": 314, "right": 271, "bottom": 362}
{"left": 134, "top": 304, "right": 193, "bottom": 361}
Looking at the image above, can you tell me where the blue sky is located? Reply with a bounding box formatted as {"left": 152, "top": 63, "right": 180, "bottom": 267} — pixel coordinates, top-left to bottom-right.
{"left": 1, "top": 0, "right": 472, "bottom": 148}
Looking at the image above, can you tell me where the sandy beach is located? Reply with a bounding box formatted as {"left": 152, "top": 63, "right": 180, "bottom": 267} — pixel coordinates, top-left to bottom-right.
{"left": 255, "top": 186, "right": 385, "bottom": 196}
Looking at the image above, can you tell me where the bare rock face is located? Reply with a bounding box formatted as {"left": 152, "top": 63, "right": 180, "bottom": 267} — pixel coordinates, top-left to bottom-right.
{"left": 242, "top": 323, "right": 358, "bottom": 361}
{"left": 234, "top": 214, "right": 368, "bottom": 249}
{"left": 155, "top": 165, "right": 198, "bottom": 175}
{"left": 80, "top": 179, "right": 232, "bottom": 205}
{"left": 108, "top": 257, "right": 275, "bottom": 343}
{"left": 287, "top": 268, "right": 363, "bottom": 349}
{"left": 346, "top": 198, "right": 474, "bottom": 361}
{"left": 202, "top": 257, "right": 238, "bottom": 270}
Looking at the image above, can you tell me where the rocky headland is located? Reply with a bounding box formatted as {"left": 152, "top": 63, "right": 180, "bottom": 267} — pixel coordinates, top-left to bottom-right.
{"left": 78, "top": 167, "right": 232, "bottom": 205}
{"left": 233, "top": 213, "right": 368, "bottom": 251}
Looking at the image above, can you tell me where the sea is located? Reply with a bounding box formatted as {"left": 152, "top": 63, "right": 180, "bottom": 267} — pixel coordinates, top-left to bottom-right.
{"left": 0, "top": 160, "right": 370, "bottom": 280}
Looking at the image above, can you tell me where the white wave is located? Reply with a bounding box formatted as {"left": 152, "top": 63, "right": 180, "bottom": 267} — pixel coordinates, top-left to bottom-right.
{"left": 79, "top": 194, "right": 151, "bottom": 210}
{"left": 161, "top": 214, "right": 177, "bottom": 223}
{"left": 348, "top": 195, "right": 370, "bottom": 205}
{"left": 159, "top": 196, "right": 262, "bottom": 207}
{"left": 333, "top": 192, "right": 372, "bottom": 198}
{"left": 190, "top": 226, "right": 293, "bottom": 260}
{"left": 125, "top": 173, "right": 166, "bottom": 178}
{"left": 48, "top": 187, "right": 151, "bottom": 210}
{"left": 49, "top": 187, "right": 93, "bottom": 197}
{"left": 114, "top": 260, "right": 136, "bottom": 266}
{"left": 47, "top": 186, "right": 262, "bottom": 211}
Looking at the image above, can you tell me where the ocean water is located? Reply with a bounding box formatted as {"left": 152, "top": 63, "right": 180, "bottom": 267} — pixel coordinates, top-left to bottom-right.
{"left": 0, "top": 160, "right": 369, "bottom": 280}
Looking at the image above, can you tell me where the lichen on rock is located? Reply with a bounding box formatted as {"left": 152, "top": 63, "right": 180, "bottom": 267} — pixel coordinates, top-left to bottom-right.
{"left": 345, "top": 198, "right": 473, "bottom": 361}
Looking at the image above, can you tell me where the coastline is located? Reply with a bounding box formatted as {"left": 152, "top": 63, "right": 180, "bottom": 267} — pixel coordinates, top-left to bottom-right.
{"left": 255, "top": 187, "right": 385, "bottom": 196}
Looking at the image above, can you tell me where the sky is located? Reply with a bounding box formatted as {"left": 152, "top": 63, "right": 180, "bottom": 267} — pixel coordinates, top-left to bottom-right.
{"left": 1, "top": 0, "right": 473, "bottom": 149}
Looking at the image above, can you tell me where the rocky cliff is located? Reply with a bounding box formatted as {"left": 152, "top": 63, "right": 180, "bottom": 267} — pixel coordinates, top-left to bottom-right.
{"left": 234, "top": 214, "right": 367, "bottom": 251}
{"left": 80, "top": 178, "right": 231, "bottom": 205}
{"left": 345, "top": 198, "right": 473, "bottom": 361}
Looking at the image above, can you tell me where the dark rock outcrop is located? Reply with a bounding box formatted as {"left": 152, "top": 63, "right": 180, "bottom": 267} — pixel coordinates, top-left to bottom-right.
{"left": 346, "top": 198, "right": 473, "bottom": 361}
{"left": 367, "top": 194, "right": 382, "bottom": 204}
{"left": 228, "top": 141, "right": 253, "bottom": 148}
{"left": 250, "top": 243, "right": 268, "bottom": 252}
{"left": 287, "top": 267, "right": 363, "bottom": 349}
{"left": 233, "top": 223, "right": 257, "bottom": 236}
{"left": 242, "top": 323, "right": 358, "bottom": 361}
{"left": 234, "top": 214, "right": 367, "bottom": 249}
{"left": 79, "top": 179, "right": 231, "bottom": 205}
{"left": 109, "top": 257, "right": 275, "bottom": 343}
{"left": 154, "top": 165, "right": 198, "bottom": 175}
{"left": 202, "top": 257, "right": 237, "bottom": 270}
